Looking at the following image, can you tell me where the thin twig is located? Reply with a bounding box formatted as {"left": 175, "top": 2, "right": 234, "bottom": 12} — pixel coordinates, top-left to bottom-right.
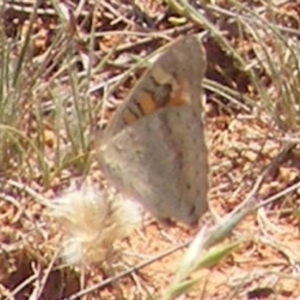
{"left": 61, "top": 241, "right": 190, "bottom": 300}
{"left": 28, "top": 250, "right": 59, "bottom": 300}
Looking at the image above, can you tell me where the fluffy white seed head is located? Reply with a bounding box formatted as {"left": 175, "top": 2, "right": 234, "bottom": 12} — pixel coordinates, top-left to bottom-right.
{"left": 51, "top": 179, "right": 142, "bottom": 266}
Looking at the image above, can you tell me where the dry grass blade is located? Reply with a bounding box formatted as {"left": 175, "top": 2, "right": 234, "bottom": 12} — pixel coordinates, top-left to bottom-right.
{"left": 165, "top": 0, "right": 246, "bottom": 65}
{"left": 203, "top": 78, "right": 253, "bottom": 112}
{"left": 161, "top": 239, "right": 242, "bottom": 300}
{"left": 228, "top": 0, "right": 300, "bottom": 131}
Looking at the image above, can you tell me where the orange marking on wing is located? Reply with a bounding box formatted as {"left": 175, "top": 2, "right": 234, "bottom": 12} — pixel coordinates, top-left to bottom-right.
{"left": 167, "top": 82, "right": 188, "bottom": 107}
{"left": 123, "top": 81, "right": 188, "bottom": 125}
{"left": 168, "top": 95, "right": 186, "bottom": 106}
{"left": 138, "top": 91, "right": 158, "bottom": 114}
{"left": 123, "top": 110, "right": 138, "bottom": 125}
{"left": 122, "top": 92, "right": 157, "bottom": 125}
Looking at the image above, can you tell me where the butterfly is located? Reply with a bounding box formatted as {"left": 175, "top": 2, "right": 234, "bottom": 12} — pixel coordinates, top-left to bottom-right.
{"left": 97, "top": 35, "right": 209, "bottom": 226}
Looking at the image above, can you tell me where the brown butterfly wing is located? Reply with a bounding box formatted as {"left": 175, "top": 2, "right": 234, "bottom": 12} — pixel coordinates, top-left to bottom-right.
{"left": 98, "top": 34, "right": 208, "bottom": 225}
{"left": 98, "top": 106, "right": 209, "bottom": 225}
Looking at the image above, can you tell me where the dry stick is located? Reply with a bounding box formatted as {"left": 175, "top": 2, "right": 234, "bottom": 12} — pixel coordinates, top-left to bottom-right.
{"left": 0, "top": 192, "right": 23, "bottom": 210}
{"left": 60, "top": 241, "right": 191, "bottom": 300}
{"left": 4, "top": 251, "right": 60, "bottom": 300}
{"left": 5, "top": 179, "right": 52, "bottom": 208}
{"left": 0, "top": 193, "right": 26, "bottom": 223}
{"left": 256, "top": 143, "right": 297, "bottom": 233}
{"left": 210, "top": 142, "right": 295, "bottom": 230}
{"left": 100, "top": 0, "right": 136, "bottom": 27}
{"left": 106, "top": 24, "right": 197, "bottom": 54}
{"left": 166, "top": 0, "right": 245, "bottom": 66}
{"left": 4, "top": 0, "right": 58, "bottom": 15}
{"left": 256, "top": 180, "right": 300, "bottom": 210}
{"left": 254, "top": 142, "right": 297, "bottom": 210}
{"left": 258, "top": 235, "right": 297, "bottom": 267}
{"left": 41, "top": 25, "right": 194, "bottom": 90}
{"left": 0, "top": 284, "right": 14, "bottom": 300}
{"left": 4, "top": 0, "right": 92, "bottom": 16}
{"left": 6, "top": 274, "right": 38, "bottom": 300}
{"left": 28, "top": 250, "right": 60, "bottom": 300}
